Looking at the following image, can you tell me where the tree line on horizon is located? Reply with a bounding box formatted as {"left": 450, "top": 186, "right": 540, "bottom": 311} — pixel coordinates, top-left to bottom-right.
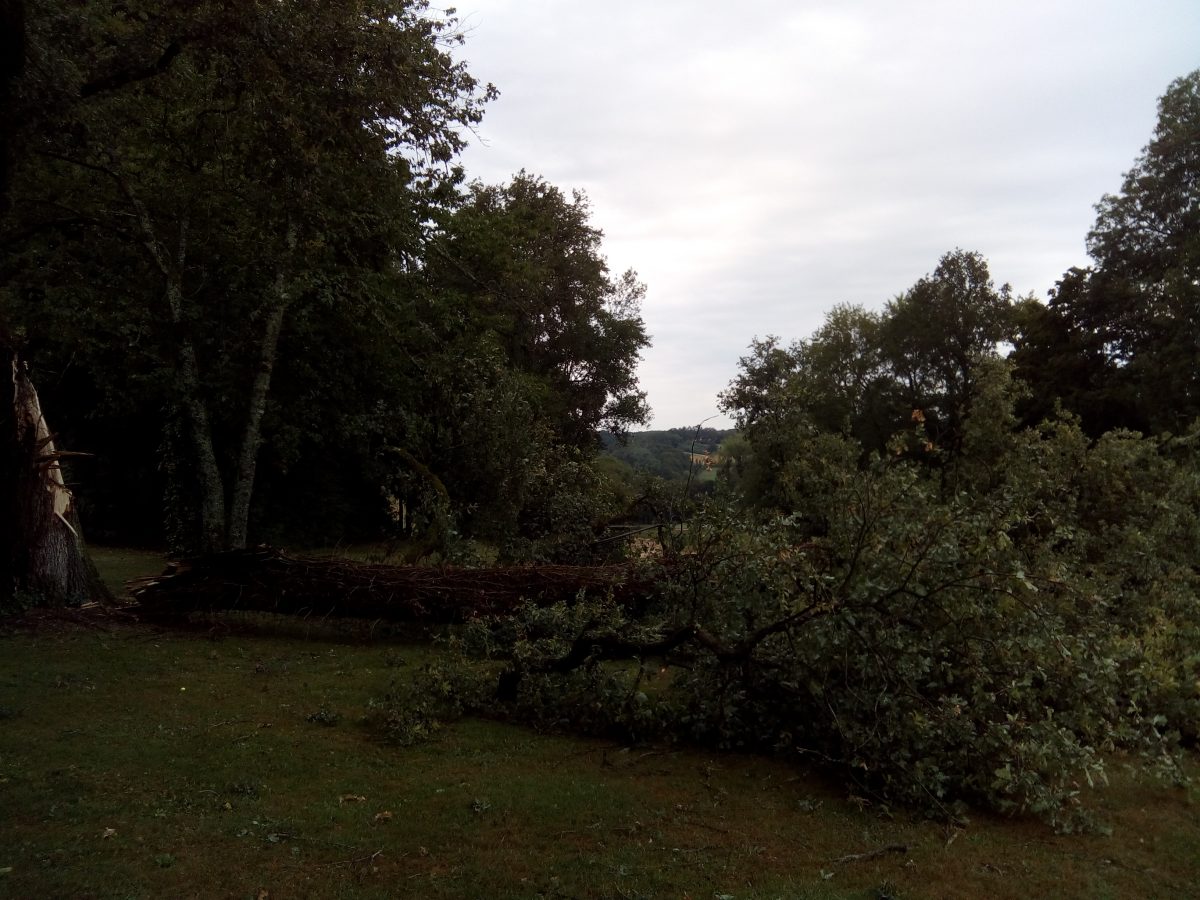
{"left": 723, "top": 69, "right": 1198, "bottom": 496}
{"left": 612, "top": 62, "right": 1198, "bottom": 522}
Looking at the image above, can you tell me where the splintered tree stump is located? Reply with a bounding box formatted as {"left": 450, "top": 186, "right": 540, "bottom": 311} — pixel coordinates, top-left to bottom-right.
{"left": 129, "top": 547, "right": 660, "bottom": 623}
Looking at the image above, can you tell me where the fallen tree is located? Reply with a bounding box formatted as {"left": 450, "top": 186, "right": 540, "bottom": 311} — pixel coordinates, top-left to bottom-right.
{"left": 129, "top": 546, "right": 660, "bottom": 623}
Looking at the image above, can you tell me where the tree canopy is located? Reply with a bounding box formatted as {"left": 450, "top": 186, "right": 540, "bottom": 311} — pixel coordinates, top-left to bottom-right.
{"left": 0, "top": 0, "right": 649, "bottom": 560}
{"left": 1012, "top": 69, "right": 1200, "bottom": 436}
{"left": 720, "top": 249, "right": 1015, "bottom": 510}
{"left": 423, "top": 172, "right": 651, "bottom": 450}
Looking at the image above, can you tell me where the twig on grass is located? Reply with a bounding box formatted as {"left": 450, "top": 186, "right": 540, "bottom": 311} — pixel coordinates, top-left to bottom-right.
{"left": 268, "top": 832, "right": 358, "bottom": 851}
{"left": 232, "top": 721, "right": 273, "bottom": 743}
{"left": 679, "top": 819, "right": 731, "bottom": 835}
{"left": 315, "top": 848, "right": 383, "bottom": 870}
{"left": 831, "top": 843, "right": 908, "bottom": 865}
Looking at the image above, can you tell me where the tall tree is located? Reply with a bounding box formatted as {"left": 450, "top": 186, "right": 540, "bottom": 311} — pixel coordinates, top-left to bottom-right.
{"left": 718, "top": 335, "right": 816, "bottom": 511}
{"left": 1015, "top": 70, "right": 1200, "bottom": 435}
{"left": 0, "top": 0, "right": 29, "bottom": 608}
{"left": 721, "top": 250, "right": 1015, "bottom": 511}
{"left": 394, "top": 172, "right": 651, "bottom": 550}
{"left": 1086, "top": 70, "right": 1200, "bottom": 433}
{"left": 5, "top": 0, "right": 495, "bottom": 552}
{"left": 426, "top": 172, "right": 651, "bottom": 449}
{"left": 0, "top": 0, "right": 134, "bottom": 606}
{"left": 881, "top": 249, "right": 1015, "bottom": 457}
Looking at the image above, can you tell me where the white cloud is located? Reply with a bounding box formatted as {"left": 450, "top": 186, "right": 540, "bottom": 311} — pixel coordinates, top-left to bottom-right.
{"left": 456, "top": 0, "right": 1200, "bottom": 427}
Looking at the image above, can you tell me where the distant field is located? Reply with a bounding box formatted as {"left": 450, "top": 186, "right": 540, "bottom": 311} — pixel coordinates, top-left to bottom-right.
{"left": 0, "top": 552, "right": 1196, "bottom": 898}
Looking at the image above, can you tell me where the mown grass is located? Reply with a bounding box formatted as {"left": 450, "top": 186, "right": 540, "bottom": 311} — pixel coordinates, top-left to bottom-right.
{"left": 0, "top": 549, "right": 1197, "bottom": 898}
{"left": 89, "top": 547, "right": 169, "bottom": 600}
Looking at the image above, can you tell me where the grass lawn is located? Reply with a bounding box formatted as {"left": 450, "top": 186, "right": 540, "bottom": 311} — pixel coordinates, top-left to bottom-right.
{"left": 0, "top": 549, "right": 1196, "bottom": 898}
{"left": 89, "top": 547, "right": 171, "bottom": 601}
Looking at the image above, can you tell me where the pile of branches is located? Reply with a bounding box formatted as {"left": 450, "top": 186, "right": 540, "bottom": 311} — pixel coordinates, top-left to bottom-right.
{"left": 129, "top": 547, "right": 660, "bottom": 624}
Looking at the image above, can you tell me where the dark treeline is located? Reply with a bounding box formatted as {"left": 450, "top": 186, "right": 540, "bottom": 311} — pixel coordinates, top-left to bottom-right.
{"left": 7, "top": 2, "right": 1191, "bottom": 572}
{"left": 1, "top": 1, "right": 649, "bottom": 568}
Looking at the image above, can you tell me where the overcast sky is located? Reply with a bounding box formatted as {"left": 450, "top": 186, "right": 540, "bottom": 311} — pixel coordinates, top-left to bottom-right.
{"left": 454, "top": 0, "right": 1198, "bottom": 429}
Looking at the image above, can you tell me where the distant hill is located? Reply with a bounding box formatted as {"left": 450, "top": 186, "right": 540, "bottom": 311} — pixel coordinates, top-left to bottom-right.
{"left": 599, "top": 427, "right": 736, "bottom": 482}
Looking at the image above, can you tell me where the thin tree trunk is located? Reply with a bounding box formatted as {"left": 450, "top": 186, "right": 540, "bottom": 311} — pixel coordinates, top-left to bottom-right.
{"left": 169, "top": 275, "right": 227, "bottom": 553}
{"left": 227, "top": 221, "right": 295, "bottom": 549}
{"left": 225, "top": 300, "right": 286, "bottom": 549}
{"left": 0, "top": 342, "right": 19, "bottom": 607}
{"left": 118, "top": 177, "right": 227, "bottom": 553}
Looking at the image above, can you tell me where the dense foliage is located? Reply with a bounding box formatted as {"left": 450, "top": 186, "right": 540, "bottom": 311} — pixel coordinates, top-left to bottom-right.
{"left": 599, "top": 427, "right": 731, "bottom": 483}
{"left": 367, "top": 71, "right": 1200, "bottom": 831}
{"left": 0, "top": 0, "right": 648, "bottom": 557}
{"left": 1011, "top": 71, "right": 1200, "bottom": 436}
{"left": 401, "top": 372, "right": 1198, "bottom": 830}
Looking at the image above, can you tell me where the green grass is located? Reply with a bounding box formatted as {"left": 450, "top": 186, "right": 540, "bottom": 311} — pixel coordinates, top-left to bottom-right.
{"left": 0, "top": 548, "right": 1196, "bottom": 898}
{"left": 88, "top": 547, "right": 169, "bottom": 600}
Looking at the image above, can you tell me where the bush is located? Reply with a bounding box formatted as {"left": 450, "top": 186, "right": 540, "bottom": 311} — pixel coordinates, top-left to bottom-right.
{"left": 364, "top": 648, "right": 490, "bottom": 746}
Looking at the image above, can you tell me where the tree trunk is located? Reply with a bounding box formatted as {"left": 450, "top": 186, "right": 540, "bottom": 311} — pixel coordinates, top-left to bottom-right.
{"left": 0, "top": 347, "right": 18, "bottom": 609}
{"left": 5, "top": 350, "right": 112, "bottom": 607}
{"left": 131, "top": 547, "right": 657, "bottom": 623}
{"left": 227, "top": 220, "right": 296, "bottom": 550}
{"left": 170, "top": 278, "right": 227, "bottom": 554}
{"left": 120, "top": 185, "right": 226, "bottom": 554}
{"left": 225, "top": 301, "right": 286, "bottom": 549}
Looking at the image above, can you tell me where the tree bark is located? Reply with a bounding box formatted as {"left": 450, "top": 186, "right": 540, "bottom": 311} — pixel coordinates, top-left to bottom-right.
{"left": 165, "top": 274, "right": 226, "bottom": 553}
{"left": 0, "top": 342, "right": 18, "bottom": 608}
{"left": 227, "top": 220, "right": 296, "bottom": 550}
{"left": 118, "top": 179, "right": 227, "bottom": 554}
{"left": 5, "top": 350, "right": 112, "bottom": 606}
{"left": 131, "top": 547, "right": 657, "bottom": 623}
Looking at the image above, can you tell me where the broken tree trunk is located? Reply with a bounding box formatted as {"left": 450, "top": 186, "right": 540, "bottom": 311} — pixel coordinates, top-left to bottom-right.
{"left": 129, "top": 546, "right": 662, "bottom": 624}
{"left": 4, "top": 351, "right": 112, "bottom": 607}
